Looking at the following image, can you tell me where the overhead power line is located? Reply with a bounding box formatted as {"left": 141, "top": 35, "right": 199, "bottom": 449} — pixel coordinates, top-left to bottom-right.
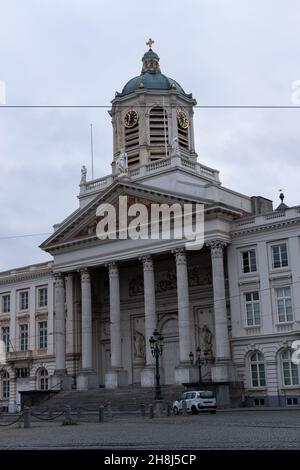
{"left": 0, "top": 105, "right": 300, "bottom": 109}
{"left": 0, "top": 233, "right": 51, "bottom": 241}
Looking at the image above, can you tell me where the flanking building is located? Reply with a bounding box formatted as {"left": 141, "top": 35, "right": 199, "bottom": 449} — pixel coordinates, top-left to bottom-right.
{"left": 1, "top": 44, "right": 299, "bottom": 412}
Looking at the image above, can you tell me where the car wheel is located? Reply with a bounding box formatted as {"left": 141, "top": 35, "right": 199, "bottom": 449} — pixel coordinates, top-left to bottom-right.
{"left": 173, "top": 406, "right": 179, "bottom": 415}
{"left": 210, "top": 410, "right": 216, "bottom": 414}
{"left": 191, "top": 406, "right": 198, "bottom": 415}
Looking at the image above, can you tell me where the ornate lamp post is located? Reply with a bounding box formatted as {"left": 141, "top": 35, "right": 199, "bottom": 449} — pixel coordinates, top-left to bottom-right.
{"left": 189, "top": 346, "right": 207, "bottom": 387}
{"left": 149, "top": 329, "right": 164, "bottom": 400}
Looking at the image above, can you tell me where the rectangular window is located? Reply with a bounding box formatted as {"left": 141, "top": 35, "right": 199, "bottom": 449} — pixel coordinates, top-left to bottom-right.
{"left": 242, "top": 249, "right": 257, "bottom": 273}
{"left": 38, "top": 321, "right": 47, "bottom": 349}
{"left": 245, "top": 292, "right": 260, "bottom": 326}
{"left": 2, "top": 379, "right": 9, "bottom": 399}
{"left": 1, "top": 327, "right": 10, "bottom": 353}
{"left": 19, "top": 291, "right": 29, "bottom": 310}
{"left": 15, "top": 368, "right": 29, "bottom": 378}
{"left": 2, "top": 294, "right": 10, "bottom": 313}
{"left": 287, "top": 398, "right": 298, "bottom": 406}
{"left": 271, "top": 243, "right": 288, "bottom": 269}
{"left": 19, "top": 324, "right": 28, "bottom": 351}
{"left": 38, "top": 287, "right": 48, "bottom": 308}
{"left": 276, "top": 287, "right": 293, "bottom": 322}
{"left": 254, "top": 398, "right": 265, "bottom": 406}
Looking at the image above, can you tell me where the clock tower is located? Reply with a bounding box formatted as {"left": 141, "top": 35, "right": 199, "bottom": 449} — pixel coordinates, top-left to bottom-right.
{"left": 110, "top": 40, "right": 198, "bottom": 173}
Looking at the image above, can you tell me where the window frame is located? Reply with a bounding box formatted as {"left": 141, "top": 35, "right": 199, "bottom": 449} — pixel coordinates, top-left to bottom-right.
{"left": 19, "top": 323, "right": 29, "bottom": 351}
{"left": 38, "top": 368, "right": 49, "bottom": 391}
{"left": 269, "top": 241, "right": 289, "bottom": 270}
{"left": 281, "top": 350, "right": 299, "bottom": 386}
{"left": 275, "top": 286, "right": 293, "bottom": 323}
{"left": 1, "top": 294, "right": 10, "bottom": 314}
{"left": 1, "top": 371, "right": 10, "bottom": 399}
{"left": 1, "top": 326, "right": 10, "bottom": 353}
{"left": 37, "top": 286, "right": 48, "bottom": 309}
{"left": 244, "top": 291, "right": 261, "bottom": 327}
{"left": 38, "top": 321, "right": 48, "bottom": 350}
{"left": 241, "top": 248, "right": 257, "bottom": 274}
{"left": 19, "top": 290, "right": 29, "bottom": 311}
{"left": 250, "top": 351, "right": 266, "bottom": 388}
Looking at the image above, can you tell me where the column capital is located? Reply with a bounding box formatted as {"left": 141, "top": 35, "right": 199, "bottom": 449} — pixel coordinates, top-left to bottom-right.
{"left": 139, "top": 254, "right": 153, "bottom": 271}
{"left": 54, "top": 273, "right": 64, "bottom": 287}
{"left": 172, "top": 247, "right": 187, "bottom": 265}
{"left": 80, "top": 267, "right": 90, "bottom": 283}
{"left": 107, "top": 261, "right": 119, "bottom": 277}
{"left": 206, "top": 240, "right": 227, "bottom": 258}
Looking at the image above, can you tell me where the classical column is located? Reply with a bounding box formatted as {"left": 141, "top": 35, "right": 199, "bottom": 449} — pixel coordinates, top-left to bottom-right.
{"left": 174, "top": 248, "right": 192, "bottom": 362}
{"left": 140, "top": 255, "right": 156, "bottom": 386}
{"left": 173, "top": 248, "right": 195, "bottom": 384}
{"left": 54, "top": 273, "right": 66, "bottom": 372}
{"left": 109, "top": 262, "right": 122, "bottom": 368}
{"left": 50, "top": 274, "right": 71, "bottom": 390}
{"left": 80, "top": 269, "right": 93, "bottom": 370}
{"left": 77, "top": 268, "right": 97, "bottom": 390}
{"left": 105, "top": 262, "right": 128, "bottom": 388}
{"left": 208, "top": 240, "right": 231, "bottom": 394}
{"left": 208, "top": 241, "right": 230, "bottom": 360}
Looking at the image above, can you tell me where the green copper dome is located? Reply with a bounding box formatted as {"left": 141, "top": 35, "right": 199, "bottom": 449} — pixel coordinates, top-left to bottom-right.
{"left": 119, "top": 46, "right": 189, "bottom": 97}
{"left": 121, "top": 73, "right": 186, "bottom": 96}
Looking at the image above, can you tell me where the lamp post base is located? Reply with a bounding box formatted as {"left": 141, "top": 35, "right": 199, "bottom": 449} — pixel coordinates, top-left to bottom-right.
{"left": 153, "top": 400, "right": 165, "bottom": 417}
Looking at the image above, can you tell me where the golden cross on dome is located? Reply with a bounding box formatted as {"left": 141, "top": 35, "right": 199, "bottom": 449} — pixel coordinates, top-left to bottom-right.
{"left": 146, "top": 38, "right": 154, "bottom": 49}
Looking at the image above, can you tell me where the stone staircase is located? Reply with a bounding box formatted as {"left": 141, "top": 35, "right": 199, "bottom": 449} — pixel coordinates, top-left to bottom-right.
{"left": 32, "top": 385, "right": 186, "bottom": 412}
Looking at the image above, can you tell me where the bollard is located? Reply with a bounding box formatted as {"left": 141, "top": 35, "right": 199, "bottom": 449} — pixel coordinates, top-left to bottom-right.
{"left": 149, "top": 404, "right": 154, "bottom": 419}
{"left": 63, "top": 405, "right": 73, "bottom": 425}
{"left": 182, "top": 400, "right": 187, "bottom": 416}
{"left": 107, "top": 401, "right": 112, "bottom": 420}
{"left": 23, "top": 406, "right": 31, "bottom": 428}
{"left": 140, "top": 403, "right": 146, "bottom": 417}
{"left": 48, "top": 409, "right": 53, "bottom": 419}
{"left": 99, "top": 405, "right": 104, "bottom": 423}
{"left": 167, "top": 403, "right": 171, "bottom": 416}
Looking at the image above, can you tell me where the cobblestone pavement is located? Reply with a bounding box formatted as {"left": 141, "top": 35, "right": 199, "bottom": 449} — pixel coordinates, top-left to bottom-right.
{"left": 0, "top": 410, "right": 300, "bottom": 449}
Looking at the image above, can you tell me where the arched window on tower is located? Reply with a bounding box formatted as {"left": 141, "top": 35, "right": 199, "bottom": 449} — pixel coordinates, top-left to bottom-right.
{"left": 149, "top": 106, "right": 169, "bottom": 160}
{"left": 37, "top": 367, "right": 49, "bottom": 391}
{"left": 125, "top": 117, "right": 140, "bottom": 168}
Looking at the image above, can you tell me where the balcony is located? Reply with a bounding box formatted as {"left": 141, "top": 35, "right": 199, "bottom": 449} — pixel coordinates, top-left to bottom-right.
{"left": 6, "top": 350, "right": 33, "bottom": 362}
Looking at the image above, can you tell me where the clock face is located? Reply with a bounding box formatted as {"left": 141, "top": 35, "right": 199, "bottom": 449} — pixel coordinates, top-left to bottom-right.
{"left": 177, "top": 109, "right": 189, "bottom": 129}
{"left": 124, "top": 109, "right": 139, "bottom": 128}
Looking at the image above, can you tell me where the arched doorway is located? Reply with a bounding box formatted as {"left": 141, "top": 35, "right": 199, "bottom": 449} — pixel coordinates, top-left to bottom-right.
{"left": 160, "top": 317, "right": 179, "bottom": 384}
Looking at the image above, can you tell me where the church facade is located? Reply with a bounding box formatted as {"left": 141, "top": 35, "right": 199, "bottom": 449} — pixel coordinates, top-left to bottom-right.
{"left": 1, "top": 43, "right": 300, "bottom": 411}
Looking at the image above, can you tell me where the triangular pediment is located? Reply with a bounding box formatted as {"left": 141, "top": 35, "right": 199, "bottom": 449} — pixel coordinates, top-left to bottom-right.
{"left": 40, "top": 180, "right": 239, "bottom": 253}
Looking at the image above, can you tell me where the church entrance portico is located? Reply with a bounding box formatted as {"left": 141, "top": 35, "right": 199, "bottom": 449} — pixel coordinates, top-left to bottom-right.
{"left": 49, "top": 240, "right": 231, "bottom": 395}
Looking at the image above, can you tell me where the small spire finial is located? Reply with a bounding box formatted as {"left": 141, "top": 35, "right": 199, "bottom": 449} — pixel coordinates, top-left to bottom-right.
{"left": 146, "top": 38, "right": 154, "bottom": 49}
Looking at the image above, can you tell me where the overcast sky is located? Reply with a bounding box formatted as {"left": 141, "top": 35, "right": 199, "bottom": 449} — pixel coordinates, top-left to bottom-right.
{"left": 0, "top": 0, "right": 300, "bottom": 271}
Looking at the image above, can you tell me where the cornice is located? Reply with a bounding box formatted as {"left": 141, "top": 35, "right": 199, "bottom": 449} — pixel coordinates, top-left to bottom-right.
{"left": 0, "top": 269, "right": 53, "bottom": 286}
{"left": 231, "top": 217, "right": 300, "bottom": 238}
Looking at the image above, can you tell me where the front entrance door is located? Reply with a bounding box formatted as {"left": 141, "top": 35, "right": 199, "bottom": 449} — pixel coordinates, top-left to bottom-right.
{"left": 161, "top": 317, "right": 179, "bottom": 385}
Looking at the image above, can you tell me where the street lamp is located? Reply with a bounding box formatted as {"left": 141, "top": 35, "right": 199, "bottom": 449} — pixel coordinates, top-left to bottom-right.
{"left": 149, "top": 329, "right": 164, "bottom": 400}
{"left": 189, "top": 346, "right": 207, "bottom": 387}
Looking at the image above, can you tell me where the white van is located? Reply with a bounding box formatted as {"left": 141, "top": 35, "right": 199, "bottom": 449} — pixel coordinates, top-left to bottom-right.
{"left": 173, "top": 390, "right": 217, "bottom": 415}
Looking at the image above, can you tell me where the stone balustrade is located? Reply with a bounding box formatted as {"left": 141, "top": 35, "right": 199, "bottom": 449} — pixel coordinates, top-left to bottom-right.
{"left": 79, "top": 154, "right": 220, "bottom": 195}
